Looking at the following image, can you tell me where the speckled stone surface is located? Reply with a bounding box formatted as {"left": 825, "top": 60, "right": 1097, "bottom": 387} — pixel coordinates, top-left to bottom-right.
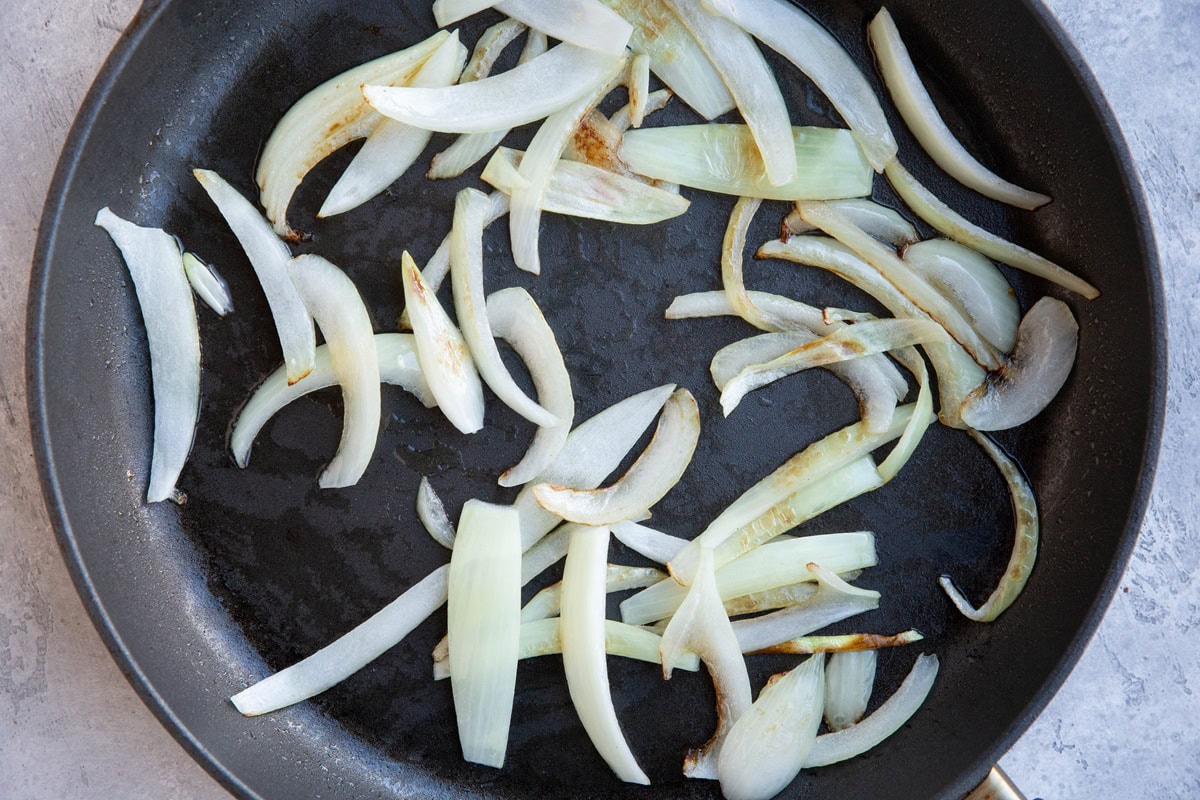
{"left": 1, "top": 1, "right": 1195, "bottom": 798}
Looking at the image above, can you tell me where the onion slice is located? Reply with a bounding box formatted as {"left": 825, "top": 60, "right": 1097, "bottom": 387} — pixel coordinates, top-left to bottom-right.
{"left": 416, "top": 191, "right": 510, "bottom": 303}
{"left": 417, "top": 477, "right": 456, "bottom": 550}
{"left": 532, "top": 388, "right": 700, "bottom": 525}
{"left": 94, "top": 208, "right": 200, "bottom": 504}
{"left": 756, "top": 629, "right": 923, "bottom": 655}
{"left": 448, "top": 501, "right": 521, "bottom": 768}
{"left": 611, "top": 88, "right": 673, "bottom": 133}
{"left": 806, "top": 653, "right": 939, "bottom": 767}
{"left": 364, "top": 44, "right": 623, "bottom": 134}
{"left": 731, "top": 564, "right": 880, "bottom": 653}
{"left": 286, "top": 255, "right": 380, "bottom": 488}
{"left": 458, "top": 18, "right": 527, "bottom": 83}
{"left": 939, "top": 430, "right": 1039, "bottom": 621}
{"left": 722, "top": 196, "right": 780, "bottom": 332}
{"left": 193, "top": 169, "right": 315, "bottom": 384}
{"left": 230, "top": 564, "right": 449, "bottom": 716}
{"left": 782, "top": 199, "right": 918, "bottom": 248}
{"left": 884, "top": 160, "right": 1100, "bottom": 299}
{"left": 401, "top": 251, "right": 486, "bottom": 434}
{"left": 432, "top": 0, "right": 499, "bottom": 26}
{"left": 522, "top": 564, "right": 666, "bottom": 623}
{"left": 182, "top": 253, "right": 233, "bottom": 316}
{"left": 706, "top": 0, "right": 898, "bottom": 171}
{"left": 627, "top": 53, "right": 651, "bottom": 128}
{"left": 491, "top": 0, "right": 633, "bottom": 56}
{"left": 823, "top": 650, "right": 876, "bottom": 731}
{"left": 229, "top": 334, "right": 433, "bottom": 468}
{"left": 723, "top": 581, "right": 818, "bottom": 617}
{"left": 612, "top": 521, "right": 688, "bottom": 564}
{"left": 660, "top": 548, "right": 752, "bottom": 779}
{"left": 487, "top": 288, "right": 574, "bottom": 486}
{"left": 717, "top": 654, "right": 825, "bottom": 800}
{"left": 869, "top": 9, "right": 1050, "bottom": 209}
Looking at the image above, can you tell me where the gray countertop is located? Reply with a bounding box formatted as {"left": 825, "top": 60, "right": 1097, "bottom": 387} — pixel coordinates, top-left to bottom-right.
{"left": 2, "top": 1, "right": 1196, "bottom": 798}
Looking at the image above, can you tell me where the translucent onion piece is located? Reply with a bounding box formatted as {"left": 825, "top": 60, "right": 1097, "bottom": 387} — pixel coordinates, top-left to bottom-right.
{"left": 732, "top": 563, "right": 881, "bottom": 653}
{"left": 231, "top": 565, "right": 448, "bottom": 716}
{"left": 510, "top": 54, "right": 628, "bottom": 274}
{"left": 869, "top": 9, "right": 1050, "bottom": 210}
{"left": 488, "top": 288, "right": 574, "bottom": 486}
{"left": 621, "top": 125, "right": 872, "bottom": 201}
{"left": 627, "top": 53, "right": 651, "bottom": 128}
{"left": 193, "top": 169, "right": 314, "bottom": 384}
{"left": 717, "top": 655, "right": 825, "bottom": 800}
{"left": 903, "top": 238, "right": 1020, "bottom": 354}
{"left": 401, "top": 251, "right": 486, "bottom": 434}
{"left": 782, "top": 199, "right": 918, "bottom": 248}
{"left": 229, "top": 334, "right": 433, "bottom": 468}
{"left": 94, "top": 209, "right": 199, "bottom": 504}
{"left": 428, "top": 29, "right": 548, "bottom": 180}
{"left": 723, "top": 582, "right": 818, "bottom": 617}
{"left": 565, "top": 109, "right": 630, "bottom": 175}
{"left": 611, "top": 87, "right": 673, "bottom": 133}
{"left": 532, "top": 388, "right": 700, "bottom": 525}
{"left": 521, "top": 564, "right": 666, "bottom": 623}
{"left": 722, "top": 196, "right": 781, "bottom": 332}
{"left": 365, "top": 45, "right": 622, "bottom": 134}
{"left": 669, "top": 405, "right": 917, "bottom": 585}
{"left": 256, "top": 32, "right": 448, "bottom": 237}
{"left": 823, "top": 650, "right": 876, "bottom": 731}
{"left": 319, "top": 33, "right": 466, "bottom": 217}
{"left": 432, "top": 0, "right": 498, "bottom": 26}
{"left": 884, "top": 160, "right": 1100, "bottom": 299}
{"left": 515, "top": 384, "right": 674, "bottom": 549}
{"left": 418, "top": 191, "right": 510, "bottom": 301}
{"left": 520, "top": 524, "right": 572, "bottom": 581}
{"left": 417, "top": 477, "right": 456, "bottom": 550}
{"left": 561, "top": 526, "right": 650, "bottom": 784}
{"left": 666, "top": 289, "right": 823, "bottom": 331}
{"left": 624, "top": 533, "right": 878, "bottom": 626}
{"left": 796, "top": 200, "right": 1004, "bottom": 370}
{"left": 660, "top": 548, "right": 752, "bottom": 779}
{"left": 612, "top": 521, "right": 688, "bottom": 564}
{"left": 448, "top": 501, "right": 521, "bottom": 768}
{"left": 451, "top": 189, "right": 557, "bottom": 427}
{"left": 959, "top": 297, "right": 1079, "bottom": 431}
{"left": 939, "top": 430, "right": 1039, "bottom": 621}
{"left": 182, "top": 252, "right": 233, "bottom": 316}
{"left": 459, "top": 18, "right": 527, "bottom": 82}
{"left": 753, "top": 629, "right": 923, "bottom": 655}
{"left": 599, "top": 0, "right": 736, "bottom": 119}
{"left": 876, "top": 346, "right": 934, "bottom": 482}
{"left": 484, "top": 148, "right": 690, "bottom": 225}
{"left": 806, "top": 653, "right": 939, "bottom": 767}
{"left": 706, "top": 0, "right": 897, "bottom": 171}
{"left": 493, "top": 0, "right": 633, "bottom": 55}
{"left": 664, "top": 0, "right": 794, "bottom": 186}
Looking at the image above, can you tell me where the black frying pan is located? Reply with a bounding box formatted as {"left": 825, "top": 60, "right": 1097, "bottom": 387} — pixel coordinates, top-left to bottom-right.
{"left": 28, "top": 1, "right": 1165, "bottom": 798}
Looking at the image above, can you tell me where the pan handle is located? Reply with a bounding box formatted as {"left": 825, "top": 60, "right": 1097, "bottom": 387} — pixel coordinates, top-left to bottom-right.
{"left": 965, "top": 766, "right": 1030, "bottom": 800}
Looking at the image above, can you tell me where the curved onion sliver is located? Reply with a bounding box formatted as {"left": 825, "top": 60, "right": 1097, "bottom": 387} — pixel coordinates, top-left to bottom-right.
{"left": 782, "top": 199, "right": 918, "bottom": 248}
{"left": 432, "top": 0, "right": 499, "bottom": 26}
{"left": 627, "top": 53, "right": 651, "bottom": 128}
{"left": 823, "top": 650, "right": 876, "bottom": 731}
{"left": 181, "top": 252, "right": 233, "bottom": 316}
{"left": 522, "top": 564, "right": 666, "bottom": 623}
{"left": 417, "top": 477, "right": 456, "bottom": 550}
{"left": 611, "top": 521, "right": 688, "bottom": 564}
{"left": 95, "top": 208, "right": 200, "bottom": 504}
{"left": 492, "top": 0, "right": 632, "bottom": 56}
{"left": 757, "top": 629, "right": 923, "bottom": 656}
{"left": 416, "top": 191, "right": 510, "bottom": 304}
{"left": 611, "top": 88, "right": 673, "bottom": 134}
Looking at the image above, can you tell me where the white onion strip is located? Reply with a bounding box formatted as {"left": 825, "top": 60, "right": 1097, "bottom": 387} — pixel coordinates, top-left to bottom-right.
{"left": 432, "top": 0, "right": 498, "bottom": 26}
{"left": 231, "top": 564, "right": 449, "bottom": 716}
{"left": 612, "top": 521, "right": 688, "bottom": 564}
{"left": 876, "top": 346, "right": 934, "bottom": 482}
{"left": 731, "top": 564, "right": 880, "bottom": 653}
{"left": 182, "top": 253, "right": 233, "bottom": 316}
{"left": 487, "top": 288, "right": 574, "bottom": 487}
{"left": 560, "top": 526, "right": 651, "bottom": 784}
{"left": 783, "top": 199, "right": 918, "bottom": 248}
{"left": 823, "top": 650, "right": 876, "bottom": 731}
{"left": 628, "top": 53, "right": 651, "bottom": 128}
{"left": 532, "top": 388, "right": 700, "bottom": 525}
{"left": 417, "top": 477, "right": 456, "bottom": 550}
{"left": 869, "top": 9, "right": 1050, "bottom": 209}
{"left": 193, "top": 169, "right": 315, "bottom": 384}
{"left": 757, "top": 629, "right": 923, "bottom": 655}
{"left": 493, "top": 0, "right": 633, "bottom": 56}
{"left": 416, "top": 191, "right": 510, "bottom": 305}
{"left": 665, "top": 0, "right": 795, "bottom": 187}
{"left": 365, "top": 45, "right": 622, "bottom": 134}
{"left": 722, "top": 196, "right": 780, "bottom": 332}
{"left": 458, "top": 17, "right": 527, "bottom": 83}
{"left": 521, "top": 565, "right": 666, "bottom": 623}
{"left": 94, "top": 209, "right": 199, "bottom": 504}
{"left": 611, "top": 88, "right": 673, "bottom": 134}
{"left": 939, "top": 430, "right": 1039, "bottom": 621}
{"left": 723, "top": 581, "right": 818, "bottom": 617}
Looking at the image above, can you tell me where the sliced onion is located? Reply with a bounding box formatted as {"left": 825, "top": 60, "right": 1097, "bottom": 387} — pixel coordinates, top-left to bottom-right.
{"left": 869, "top": 9, "right": 1050, "bottom": 209}
{"left": 432, "top": 0, "right": 499, "bottom": 26}
{"left": 509, "top": 54, "right": 628, "bottom": 274}
{"left": 416, "top": 190, "right": 510, "bottom": 302}
{"left": 450, "top": 189, "right": 557, "bottom": 426}
{"left": 231, "top": 564, "right": 449, "bottom": 716}
{"left": 903, "top": 238, "right": 1020, "bottom": 354}
{"left": 417, "top": 477, "right": 456, "bottom": 550}
{"left": 723, "top": 581, "right": 818, "bottom": 617}
{"left": 532, "top": 388, "right": 700, "bottom": 525}
{"left": 875, "top": 346, "right": 934, "bottom": 482}
{"left": 939, "top": 430, "right": 1039, "bottom": 621}
{"left": 521, "top": 564, "right": 667, "bottom": 623}
{"left": 364, "top": 45, "right": 622, "bottom": 134}
{"left": 458, "top": 17, "right": 527, "bottom": 83}
{"left": 611, "top": 88, "right": 673, "bottom": 133}
{"left": 624, "top": 533, "right": 878, "bottom": 626}
{"left": 94, "top": 208, "right": 199, "bottom": 504}
{"left": 806, "top": 653, "right": 939, "bottom": 767}
{"left": 565, "top": 109, "right": 633, "bottom": 176}
{"left": 611, "top": 521, "right": 688, "bottom": 564}
{"left": 664, "top": 0, "right": 794, "bottom": 186}
{"left": 520, "top": 523, "right": 572, "bottom": 581}
{"left": 667, "top": 289, "right": 823, "bottom": 330}
{"left": 660, "top": 548, "right": 752, "bottom": 779}
{"left": 256, "top": 31, "right": 449, "bottom": 238}
{"left": 319, "top": 33, "right": 467, "bottom": 218}
{"left": 706, "top": 0, "right": 898, "bottom": 171}
{"left": 448, "top": 501, "right": 522, "bottom": 768}
{"left": 627, "top": 53, "right": 651, "bottom": 128}
{"left": 717, "top": 654, "right": 825, "bottom": 800}
{"left": 721, "top": 196, "right": 781, "bottom": 332}
{"left": 599, "top": 0, "right": 735, "bottom": 119}
{"left": 193, "top": 169, "right": 315, "bottom": 384}
{"left": 757, "top": 629, "right": 923, "bottom": 655}
{"left": 401, "top": 251, "right": 486, "bottom": 434}
{"left": 823, "top": 650, "right": 876, "bottom": 731}
{"left": 229, "top": 333, "right": 433, "bottom": 468}
{"left": 560, "top": 526, "right": 650, "bottom": 784}
{"left": 182, "top": 252, "right": 233, "bottom": 316}
{"left": 782, "top": 199, "right": 918, "bottom": 248}
{"left": 620, "top": 125, "right": 872, "bottom": 201}
{"left": 959, "top": 297, "right": 1079, "bottom": 431}
{"left": 491, "top": 0, "right": 632, "bottom": 56}
{"left": 884, "top": 160, "right": 1100, "bottom": 299}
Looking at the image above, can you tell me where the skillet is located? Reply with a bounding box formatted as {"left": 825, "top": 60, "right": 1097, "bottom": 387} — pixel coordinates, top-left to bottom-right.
{"left": 27, "top": 0, "right": 1165, "bottom": 798}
